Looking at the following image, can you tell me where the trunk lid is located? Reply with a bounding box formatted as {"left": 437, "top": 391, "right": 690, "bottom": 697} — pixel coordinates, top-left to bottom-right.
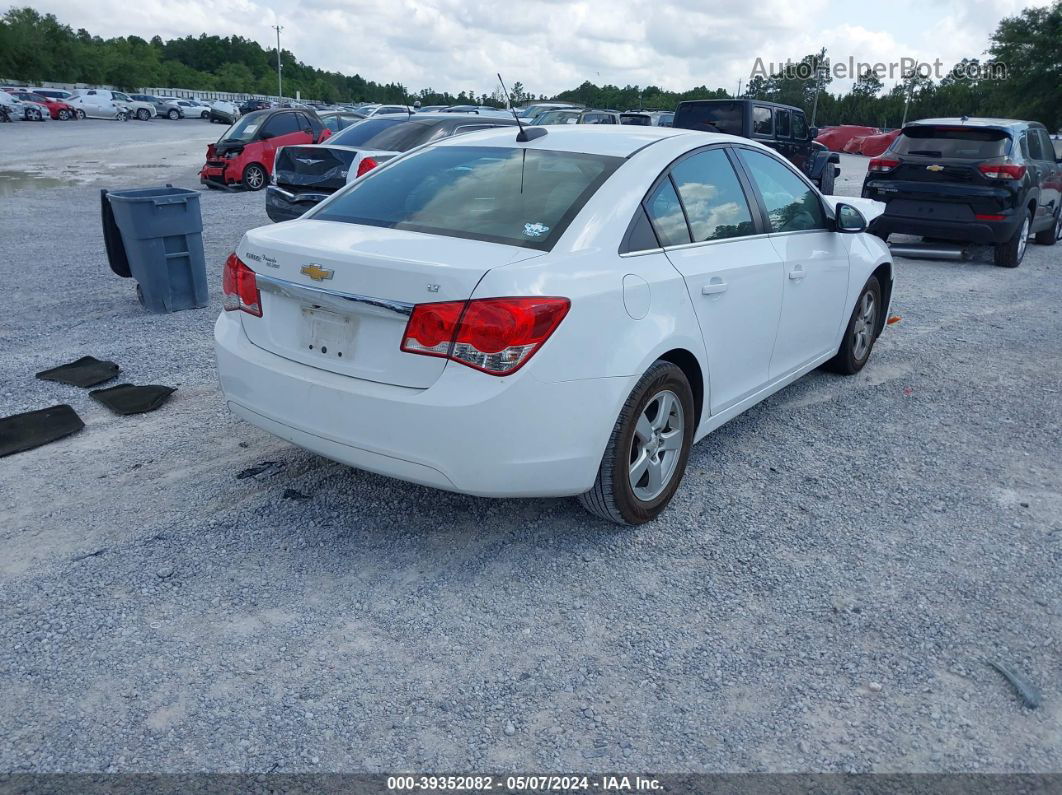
{"left": 236, "top": 220, "right": 539, "bottom": 388}
{"left": 274, "top": 145, "right": 361, "bottom": 191}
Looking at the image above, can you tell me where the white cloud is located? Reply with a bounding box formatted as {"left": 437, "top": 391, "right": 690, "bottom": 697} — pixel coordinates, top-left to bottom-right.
{"left": 26, "top": 0, "right": 1051, "bottom": 97}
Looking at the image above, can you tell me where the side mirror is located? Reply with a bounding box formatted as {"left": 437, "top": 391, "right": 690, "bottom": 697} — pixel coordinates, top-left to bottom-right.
{"left": 259, "top": 130, "right": 274, "bottom": 140}
{"left": 835, "top": 202, "right": 867, "bottom": 234}
{"left": 809, "top": 127, "right": 819, "bottom": 140}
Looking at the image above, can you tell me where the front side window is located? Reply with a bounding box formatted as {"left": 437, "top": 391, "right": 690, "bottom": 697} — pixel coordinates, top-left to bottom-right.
{"left": 792, "top": 112, "right": 808, "bottom": 139}
{"left": 262, "top": 113, "right": 300, "bottom": 137}
{"left": 645, "top": 178, "right": 691, "bottom": 247}
{"left": 670, "top": 149, "right": 756, "bottom": 242}
{"left": 1026, "top": 129, "right": 1044, "bottom": 160}
{"left": 739, "top": 149, "right": 826, "bottom": 233}
{"left": 314, "top": 145, "right": 621, "bottom": 251}
{"left": 752, "top": 106, "right": 773, "bottom": 136}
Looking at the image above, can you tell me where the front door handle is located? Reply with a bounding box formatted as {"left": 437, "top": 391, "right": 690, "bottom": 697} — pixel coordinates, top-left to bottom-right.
{"left": 788, "top": 265, "right": 806, "bottom": 281}
{"left": 702, "top": 279, "right": 728, "bottom": 295}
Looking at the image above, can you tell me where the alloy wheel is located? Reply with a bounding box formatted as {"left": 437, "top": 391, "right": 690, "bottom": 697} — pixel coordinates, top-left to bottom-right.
{"left": 244, "top": 166, "right": 265, "bottom": 190}
{"left": 628, "top": 389, "right": 684, "bottom": 501}
{"left": 1017, "top": 216, "right": 1030, "bottom": 261}
{"left": 852, "top": 290, "right": 877, "bottom": 361}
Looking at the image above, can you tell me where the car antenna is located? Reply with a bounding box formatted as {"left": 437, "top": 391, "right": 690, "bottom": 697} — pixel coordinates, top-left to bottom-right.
{"left": 497, "top": 73, "right": 546, "bottom": 142}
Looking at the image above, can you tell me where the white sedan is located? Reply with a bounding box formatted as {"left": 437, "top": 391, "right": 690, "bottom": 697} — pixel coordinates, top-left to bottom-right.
{"left": 216, "top": 126, "right": 893, "bottom": 524}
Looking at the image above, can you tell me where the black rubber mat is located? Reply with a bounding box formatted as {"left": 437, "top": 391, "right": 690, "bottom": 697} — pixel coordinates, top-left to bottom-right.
{"left": 36, "top": 356, "right": 120, "bottom": 388}
{"left": 0, "top": 404, "right": 84, "bottom": 457}
{"left": 89, "top": 384, "right": 175, "bottom": 415}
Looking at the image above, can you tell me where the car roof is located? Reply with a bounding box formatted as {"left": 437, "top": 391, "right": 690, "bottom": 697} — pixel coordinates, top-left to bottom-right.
{"left": 907, "top": 117, "right": 1035, "bottom": 130}
{"left": 433, "top": 124, "right": 695, "bottom": 157}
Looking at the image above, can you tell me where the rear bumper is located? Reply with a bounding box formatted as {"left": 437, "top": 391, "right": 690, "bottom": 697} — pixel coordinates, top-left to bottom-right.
{"left": 214, "top": 312, "right": 632, "bottom": 498}
{"left": 265, "top": 185, "right": 331, "bottom": 223}
{"left": 868, "top": 212, "right": 1018, "bottom": 244}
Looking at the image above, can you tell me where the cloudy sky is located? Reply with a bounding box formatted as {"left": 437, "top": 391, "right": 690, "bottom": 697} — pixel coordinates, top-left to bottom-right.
{"left": 27, "top": 0, "right": 1050, "bottom": 96}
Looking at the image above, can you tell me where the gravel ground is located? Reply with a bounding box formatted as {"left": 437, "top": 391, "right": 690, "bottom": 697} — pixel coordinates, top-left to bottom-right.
{"left": 1, "top": 121, "right": 1060, "bottom": 775}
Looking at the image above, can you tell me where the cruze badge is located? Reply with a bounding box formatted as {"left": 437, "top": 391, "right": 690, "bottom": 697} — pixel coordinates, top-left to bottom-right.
{"left": 926, "top": 164, "right": 944, "bottom": 172}
{"left": 300, "top": 264, "right": 334, "bottom": 281}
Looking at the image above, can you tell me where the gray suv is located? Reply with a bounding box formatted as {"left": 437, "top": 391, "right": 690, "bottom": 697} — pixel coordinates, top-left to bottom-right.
{"left": 130, "top": 94, "right": 184, "bottom": 120}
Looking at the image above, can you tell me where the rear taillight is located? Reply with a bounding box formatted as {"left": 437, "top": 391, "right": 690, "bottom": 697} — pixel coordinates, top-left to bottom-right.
{"left": 867, "top": 157, "right": 899, "bottom": 173}
{"left": 401, "top": 297, "right": 570, "bottom": 375}
{"left": 356, "top": 157, "right": 378, "bottom": 178}
{"left": 975, "top": 213, "right": 1006, "bottom": 221}
{"left": 222, "top": 253, "right": 262, "bottom": 317}
{"left": 978, "top": 163, "right": 1026, "bottom": 180}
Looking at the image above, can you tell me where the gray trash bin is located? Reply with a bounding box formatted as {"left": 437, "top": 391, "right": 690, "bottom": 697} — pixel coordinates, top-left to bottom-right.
{"left": 106, "top": 186, "right": 208, "bottom": 313}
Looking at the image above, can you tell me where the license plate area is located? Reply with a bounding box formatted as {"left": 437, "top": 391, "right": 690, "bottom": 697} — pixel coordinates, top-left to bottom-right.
{"left": 299, "top": 305, "right": 355, "bottom": 360}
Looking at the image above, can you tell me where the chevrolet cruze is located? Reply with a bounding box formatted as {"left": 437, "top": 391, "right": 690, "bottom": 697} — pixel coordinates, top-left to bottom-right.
{"left": 215, "top": 126, "right": 893, "bottom": 524}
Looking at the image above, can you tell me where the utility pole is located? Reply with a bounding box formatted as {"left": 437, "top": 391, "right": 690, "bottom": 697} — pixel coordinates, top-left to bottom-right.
{"left": 736, "top": 78, "right": 742, "bottom": 98}
{"left": 273, "top": 24, "right": 284, "bottom": 101}
{"left": 810, "top": 63, "right": 826, "bottom": 127}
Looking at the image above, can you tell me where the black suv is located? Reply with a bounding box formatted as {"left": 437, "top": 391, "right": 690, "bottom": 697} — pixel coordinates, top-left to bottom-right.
{"left": 673, "top": 99, "right": 839, "bottom": 194}
{"left": 862, "top": 118, "right": 1062, "bottom": 267}
{"left": 239, "top": 98, "right": 273, "bottom": 114}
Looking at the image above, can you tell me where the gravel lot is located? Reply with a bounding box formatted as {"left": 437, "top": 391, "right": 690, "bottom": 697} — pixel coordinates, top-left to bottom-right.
{"left": 1, "top": 120, "right": 1060, "bottom": 775}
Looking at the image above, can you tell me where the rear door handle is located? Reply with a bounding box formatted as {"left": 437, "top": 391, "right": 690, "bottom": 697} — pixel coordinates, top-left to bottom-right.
{"left": 701, "top": 279, "right": 728, "bottom": 295}
{"left": 788, "top": 266, "right": 806, "bottom": 280}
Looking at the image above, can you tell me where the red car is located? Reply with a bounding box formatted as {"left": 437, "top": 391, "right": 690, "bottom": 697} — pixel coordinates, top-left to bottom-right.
{"left": 199, "top": 108, "right": 331, "bottom": 191}
{"left": 4, "top": 89, "right": 77, "bottom": 120}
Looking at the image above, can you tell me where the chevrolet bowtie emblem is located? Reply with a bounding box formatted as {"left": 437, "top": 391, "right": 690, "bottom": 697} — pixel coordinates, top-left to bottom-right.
{"left": 926, "top": 164, "right": 944, "bottom": 172}
{"left": 300, "top": 264, "right": 334, "bottom": 281}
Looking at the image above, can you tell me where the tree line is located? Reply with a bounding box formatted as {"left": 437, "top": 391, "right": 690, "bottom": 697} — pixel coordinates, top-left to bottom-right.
{"left": 0, "top": 2, "right": 1058, "bottom": 130}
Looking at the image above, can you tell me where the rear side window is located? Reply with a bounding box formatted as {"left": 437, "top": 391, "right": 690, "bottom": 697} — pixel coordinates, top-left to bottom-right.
{"left": 314, "top": 145, "right": 621, "bottom": 251}
{"left": 1035, "top": 130, "right": 1056, "bottom": 161}
{"left": 1026, "top": 130, "right": 1045, "bottom": 160}
{"left": 670, "top": 149, "right": 756, "bottom": 242}
{"left": 675, "top": 102, "right": 742, "bottom": 135}
{"left": 752, "top": 107, "right": 773, "bottom": 136}
{"left": 893, "top": 126, "right": 1011, "bottom": 159}
{"left": 738, "top": 149, "right": 826, "bottom": 233}
{"left": 776, "top": 110, "right": 791, "bottom": 138}
{"left": 358, "top": 122, "right": 450, "bottom": 152}
{"left": 645, "top": 179, "right": 691, "bottom": 246}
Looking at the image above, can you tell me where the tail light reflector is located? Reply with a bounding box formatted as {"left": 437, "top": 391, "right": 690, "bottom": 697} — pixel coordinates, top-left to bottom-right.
{"left": 975, "top": 213, "right": 1006, "bottom": 221}
{"left": 222, "top": 253, "right": 262, "bottom": 317}
{"left": 868, "top": 157, "right": 899, "bottom": 172}
{"left": 356, "top": 157, "right": 378, "bottom": 178}
{"left": 401, "top": 297, "right": 570, "bottom": 375}
{"left": 978, "top": 163, "right": 1026, "bottom": 180}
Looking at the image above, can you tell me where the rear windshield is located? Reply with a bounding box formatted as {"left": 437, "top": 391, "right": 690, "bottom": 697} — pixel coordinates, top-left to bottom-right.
{"left": 620, "top": 114, "right": 651, "bottom": 126}
{"left": 893, "top": 126, "right": 1011, "bottom": 158}
{"left": 355, "top": 121, "right": 452, "bottom": 152}
{"left": 313, "top": 145, "right": 622, "bottom": 250}
{"left": 329, "top": 117, "right": 406, "bottom": 147}
{"left": 675, "top": 102, "right": 742, "bottom": 135}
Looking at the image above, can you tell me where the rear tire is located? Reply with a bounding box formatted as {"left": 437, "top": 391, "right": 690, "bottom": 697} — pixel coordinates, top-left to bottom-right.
{"left": 1033, "top": 209, "right": 1060, "bottom": 246}
{"left": 994, "top": 211, "right": 1031, "bottom": 267}
{"left": 75, "top": 109, "right": 85, "bottom": 120}
{"left": 57, "top": 109, "right": 71, "bottom": 120}
{"left": 28, "top": 107, "right": 42, "bottom": 121}
{"left": 167, "top": 108, "right": 180, "bottom": 120}
{"left": 579, "top": 361, "right": 695, "bottom": 525}
{"left": 242, "top": 163, "right": 267, "bottom": 191}
{"left": 201, "top": 110, "right": 210, "bottom": 119}
{"left": 825, "top": 277, "right": 882, "bottom": 375}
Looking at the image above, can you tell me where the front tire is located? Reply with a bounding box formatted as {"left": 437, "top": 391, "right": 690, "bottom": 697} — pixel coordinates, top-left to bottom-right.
{"left": 28, "top": 107, "right": 42, "bottom": 121}
{"left": 818, "top": 164, "right": 836, "bottom": 195}
{"left": 825, "top": 277, "right": 882, "bottom": 375}
{"left": 994, "top": 211, "right": 1030, "bottom": 267}
{"left": 136, "top": 108, "right": 150, "bottom": 121}
{"left": 242, "top": 163, "right": 267, "bottom": 191}
{"left": 579, "top": 361, "right": 695, "bottom": 525}
{"left": 1033, "top": 209, "right": 1060, "bottom": 246}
